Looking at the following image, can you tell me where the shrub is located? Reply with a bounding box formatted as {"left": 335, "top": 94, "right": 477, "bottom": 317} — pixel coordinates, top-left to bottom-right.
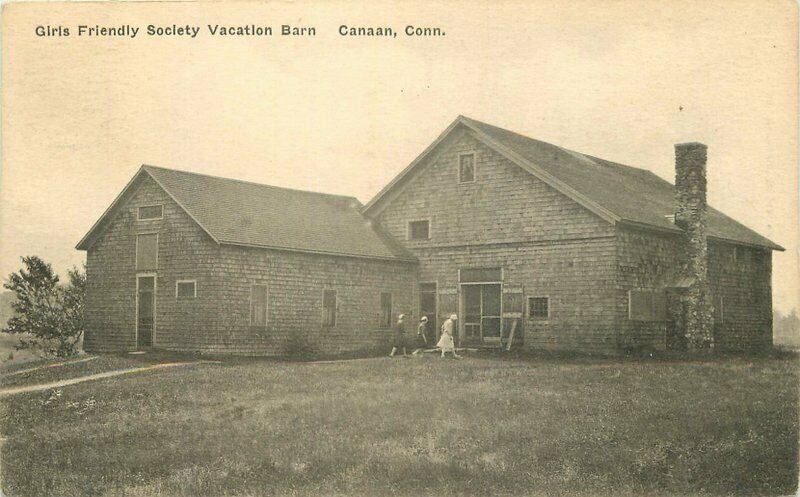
{"left": 2, "top": 256, "right": 85, "bottom": 357}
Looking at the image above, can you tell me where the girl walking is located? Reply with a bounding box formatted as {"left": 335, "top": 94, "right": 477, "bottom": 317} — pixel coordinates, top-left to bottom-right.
{"left": 437, "top": 314, "right": 462, "bottom": 359}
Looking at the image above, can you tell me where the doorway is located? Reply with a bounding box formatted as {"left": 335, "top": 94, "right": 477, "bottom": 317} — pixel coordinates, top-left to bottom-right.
{"left": 137, "top": 275, "right": 155, "bottom": 348}
{"left": 419, "top": 282, "right": 437, "bottom": 345}
{"left": 461, "top": 283, "right": 502, "bottom": 345}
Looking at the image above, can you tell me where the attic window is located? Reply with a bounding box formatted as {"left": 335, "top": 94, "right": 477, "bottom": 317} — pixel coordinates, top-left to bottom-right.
{"left": 138, "top": 205, "right": 163, "bottom": 220}
{"left": 458, "top": 153, "right": 476, "bottom": 183}
{"left": 408, "top": 220, "right": 430, "bottom": 240}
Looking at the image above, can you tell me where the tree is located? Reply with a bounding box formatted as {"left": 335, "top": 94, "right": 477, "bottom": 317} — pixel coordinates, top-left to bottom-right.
{"left": 2, "top": 256, "right": 85, "bottom": 357}
{"left": 774, "top": 309, "right": 800, "bottom": 347}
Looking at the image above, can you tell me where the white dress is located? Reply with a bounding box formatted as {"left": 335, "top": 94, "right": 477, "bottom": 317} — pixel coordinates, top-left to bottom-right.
{"left": 437, "top": 332, "right": 455, "bottom": 350}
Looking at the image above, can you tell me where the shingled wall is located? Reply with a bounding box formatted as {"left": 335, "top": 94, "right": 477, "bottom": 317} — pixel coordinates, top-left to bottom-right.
{"left": 84, "top": 175, "right": 223, "bottom": 352}
{"left": 373, "top": 129, "right": 620, "bottom": 354}
{"left": 212, "top": 246, "right": 415, "bottom": 355}
{"left": 707, "top": 242, "right": 772, "bottom": 350}
{"left": 616, "top": 225, "right": 772, "bottom": 351}
{"left": 85, "top": 174, "right": 416, "bottom": 355}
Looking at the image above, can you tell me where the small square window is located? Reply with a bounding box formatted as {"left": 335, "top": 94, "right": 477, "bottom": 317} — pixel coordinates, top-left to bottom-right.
{"left": 409, "top": 220, "right": 430, "bottom": 240}
{"left": 138, "top": 205, "right": 163, "bottom": 220}
{"left": 176, "top": 281, "right": 196, "bottom": 298}
{"left": 528, "top": 297, "right": 549, "bottom": 319}
{"left": 459, "top": 153, "right": 475, "bottom": 183}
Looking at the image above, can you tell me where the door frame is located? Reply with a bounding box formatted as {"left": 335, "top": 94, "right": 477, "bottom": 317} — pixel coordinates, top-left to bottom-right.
{"left": 135, "top": 273, "right": 157, "bottom": 348}
{"left": 459, "top": 281, "right": 503, "bottom": 346}
{"left": 418, "top": 281, "right": 438, "bottom": 341}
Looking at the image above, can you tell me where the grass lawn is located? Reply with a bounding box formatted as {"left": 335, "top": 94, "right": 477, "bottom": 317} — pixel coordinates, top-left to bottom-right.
{"left": 0, "top": 351, "right": 797, "bottom": 497}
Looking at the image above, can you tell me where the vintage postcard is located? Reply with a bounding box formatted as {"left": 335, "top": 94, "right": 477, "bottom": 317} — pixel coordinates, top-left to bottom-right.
{"left": 1, "top": 1, "right": 797, "bottom": 496}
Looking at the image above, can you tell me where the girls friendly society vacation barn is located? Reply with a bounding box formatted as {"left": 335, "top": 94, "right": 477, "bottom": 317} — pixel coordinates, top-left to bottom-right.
{"left": 76, "top": 116, "right": 782, "bottom": 356}
{"left": 35, "top": 24, "right": 444, "bottom": 38}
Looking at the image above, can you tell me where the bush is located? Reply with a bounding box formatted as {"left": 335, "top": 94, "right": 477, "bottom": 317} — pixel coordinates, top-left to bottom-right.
{"left": 2, "top": 256, "right": 85, "bottom": 357}
{"left": 283, "top": 332, "right": 315, "bottom": 358}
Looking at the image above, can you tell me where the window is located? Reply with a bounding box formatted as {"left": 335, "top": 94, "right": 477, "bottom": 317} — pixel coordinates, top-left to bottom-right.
{"left": 323, "top": 290, "right": 337, "bottom": 327}
{"left": 528, "top": 297, "right": 549, "bottom": 319}
{"left": 176, "top": 280, "right": 196, "bottom": 298}
{"left": 136, "top": 233, "right": 158, "bottom": 270}
{"left": 408, "top": 220, "right": 430, "bottom": 240}
{"left": 138, "top": 205, "right": 163, "bottom": 220}
{"left": 628, "top": 290, "right": 667, "bottom": 321}
{"left": 380, "top": 292, "right": 392, "bottom": 327}
{"left": 459, "top": 153, "right": 475, "bottom": 183}
{"left": 250, "top": 285, "right": 268, "bottom": 327}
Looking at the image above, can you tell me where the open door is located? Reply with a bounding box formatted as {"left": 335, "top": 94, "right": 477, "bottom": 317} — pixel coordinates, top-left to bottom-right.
{"left": 419, "top": 283, "right": 437, "bottom": 345}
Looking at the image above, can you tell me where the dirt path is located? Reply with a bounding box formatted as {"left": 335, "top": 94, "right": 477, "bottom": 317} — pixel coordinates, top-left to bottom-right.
{"left": 0, "top": 361, "right": 219, "bottom": 397}
{"left": 4, "top": 356, "right": 99, "bottom": 377}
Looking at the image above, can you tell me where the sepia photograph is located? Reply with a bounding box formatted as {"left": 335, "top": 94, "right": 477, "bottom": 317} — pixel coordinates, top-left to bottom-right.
{"left": 0, "top": 1, "right": 798, "bottom": 495}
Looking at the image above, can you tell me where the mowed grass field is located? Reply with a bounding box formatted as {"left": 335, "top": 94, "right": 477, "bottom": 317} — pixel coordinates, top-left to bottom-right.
{"left": 1, "top": 352, "right": 797, "bottom": 497}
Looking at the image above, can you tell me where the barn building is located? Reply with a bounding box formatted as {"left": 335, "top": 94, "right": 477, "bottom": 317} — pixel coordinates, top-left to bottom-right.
{"left": 77, "top": 116, "right": 783, "bottom": 355}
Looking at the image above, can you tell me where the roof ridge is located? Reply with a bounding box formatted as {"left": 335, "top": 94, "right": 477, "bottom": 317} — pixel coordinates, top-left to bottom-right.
{"left": 460, "top": 117, "right": 678, "bottom": 180}
{"left": 141, "top": 164, "right": 358, "bottom": 202}
{"left": 460, "top": 116, "right": 605, "bottom": 164}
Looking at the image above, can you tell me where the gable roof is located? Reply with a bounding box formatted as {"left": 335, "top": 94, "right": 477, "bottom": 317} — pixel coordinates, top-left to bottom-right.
{"left": 363, "top": 115, "right": 783, "bottom": 251}
{"left": 76, "top": 166, "right": 416, "bottom": 262}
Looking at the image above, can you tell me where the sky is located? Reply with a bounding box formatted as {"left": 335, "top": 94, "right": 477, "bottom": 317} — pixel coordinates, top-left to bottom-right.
{"left": 1, "top": 0, "right": 797, "bottom": 312}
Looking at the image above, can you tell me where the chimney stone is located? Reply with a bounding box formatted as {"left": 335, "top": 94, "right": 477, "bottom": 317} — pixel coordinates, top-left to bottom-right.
{"left": 674, "top": 142, "right": 714, "bottom": 349}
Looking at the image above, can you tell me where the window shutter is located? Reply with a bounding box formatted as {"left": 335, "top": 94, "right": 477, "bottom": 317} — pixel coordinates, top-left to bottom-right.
{"left": 502, "top": 284, "right": 524, "bottom": 317}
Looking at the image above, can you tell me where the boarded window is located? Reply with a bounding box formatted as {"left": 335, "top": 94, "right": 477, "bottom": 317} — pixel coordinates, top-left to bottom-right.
{"left": 459, "top": 153, "right": 475, "bottom": 182}
{"left": 628, "top": 290, "right": 667, "bottom": 321}
{"left": 460, "top": 267, "right": 502, "bottom": 283}
{"left": 138, "top": 205, "right": 163, "bottom": 220}
{"left": 528, "top": 297, "right": 549, "bottom": 319}
{"left": 136, "top": 234, "right": 158, "bottom": 270}
{"left": 409, "top": 220, "right": 430, "bottom": 240}
{"left": 323, "top": 290, "right": 337, "bottom": 327}
{"left": 380, "top": 292, "right": 392, "bottom": 327}
{"left": 250, "top": 285, "right": 268, "bottom": 327}
{"left": 176, "top": 281, "right": 196, "bottom": 298}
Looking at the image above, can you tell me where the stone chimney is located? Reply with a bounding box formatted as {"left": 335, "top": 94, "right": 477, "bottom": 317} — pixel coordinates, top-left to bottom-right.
{"left": 674, "top": 142, "right": 714, "bottom": 349}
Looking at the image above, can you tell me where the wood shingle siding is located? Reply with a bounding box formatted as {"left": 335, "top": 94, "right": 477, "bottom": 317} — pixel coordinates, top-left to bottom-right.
{"left": 83, "top": 174, "right": 415, "bottom": 356}
{"left": 373, "top": 130, "right": 620, "bottom": 354}
{"left": 79, "top": 115, "right": 781, "bottom": 356}
{"left": 85, "top": 175, "right": 222, "bottom": 352}
{"left": 615, "top": 226, "right": 772, "bottom": 352}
